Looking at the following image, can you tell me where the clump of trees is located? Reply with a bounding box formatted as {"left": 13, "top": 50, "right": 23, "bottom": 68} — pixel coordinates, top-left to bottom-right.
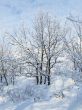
{"left": 7, "top": 13, "right": 64, "bottom": 85}
{"left": 0, "top": 12, "right": 82, "bottom": 86}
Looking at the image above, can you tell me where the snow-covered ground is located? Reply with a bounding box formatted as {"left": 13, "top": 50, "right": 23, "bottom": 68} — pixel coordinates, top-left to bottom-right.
{"left": 0, "top": 76, "right": 82, "bottom": 110}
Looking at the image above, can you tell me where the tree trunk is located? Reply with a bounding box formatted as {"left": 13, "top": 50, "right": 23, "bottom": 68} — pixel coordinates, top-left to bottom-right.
{"left": 40, "top": 63, "right": 43, "bottom": 84}
{"left": 40, "top": 75, "right": 42, "bottom": 84}
{"left": 40, "top": 47, "right": 44, "bottom": 84}
{"left": 36, "top": 63, "right": 39, "bottom": 85}
{"left": 44, "top": 76, "right": 46, "bottom": 84}
{"left": 48, "top": 75, "right": 50, "bottom": 85}
{"left": 1, "top": 75, "right": 3, "bottom": 83}
{"left": 47, "top": 58, "right": 50, "bottom": 85}
{"left": 44, "top": 65, "right": 47, "bottom": 84}
{"left": 3, "top": 74, "right": 8, "bottom": 86}
{"left": 12, "top": 75, "right": 15, "bottom": 85}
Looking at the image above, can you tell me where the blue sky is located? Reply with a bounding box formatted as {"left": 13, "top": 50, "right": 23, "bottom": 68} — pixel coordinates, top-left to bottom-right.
{"left": 0, "top": 0, "right": 82, "bottom": 34}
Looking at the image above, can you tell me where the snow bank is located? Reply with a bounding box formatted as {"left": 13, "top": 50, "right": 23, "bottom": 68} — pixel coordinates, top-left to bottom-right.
{"left": 0, "top": 75, "right": 82, "bottom": 110}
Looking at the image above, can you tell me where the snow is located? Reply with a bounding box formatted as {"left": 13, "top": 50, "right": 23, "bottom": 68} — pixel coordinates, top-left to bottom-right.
{"left": 0, "top": 96, "right": 5, "bottom": 103}
{"left": 0, "top": 76, "right": 82, "bottom": 110}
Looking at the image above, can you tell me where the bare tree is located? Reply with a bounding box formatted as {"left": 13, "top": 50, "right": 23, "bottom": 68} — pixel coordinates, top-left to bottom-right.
{"left": 43, "top": 14, "right": 63, "bottom": 85}
{"left": 0, "top": 43, "right": 9, "bottom": 85}
{"left": 65, "top": 16, "right": 82, "bottom": 72}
